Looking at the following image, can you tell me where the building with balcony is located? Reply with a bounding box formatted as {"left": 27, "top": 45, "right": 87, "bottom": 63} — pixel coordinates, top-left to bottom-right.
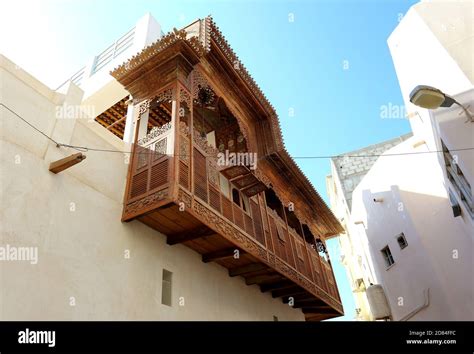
{"left": 326, "top": 0, "right": 473, "bottom": 321}
{"left": 0, "top": 14, "right": 343, "bottom": 321}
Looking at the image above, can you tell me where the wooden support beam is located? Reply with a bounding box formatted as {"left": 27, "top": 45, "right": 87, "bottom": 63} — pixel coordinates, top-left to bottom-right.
{"left": 260, "top": 280, "right": 295, "bottom": 293}
{"left": 229, "top": 263, "right": 268, "bottom": 277}
{"left": 109, "top": 105, "right": 126, "bottom": 119}
{"left": 245, "top": 273, "right": 282, "bottom": 286}
{"left": 272, "top": 286, "right": 306, "bottom": 299}
{"left": 202, "top": 247, "right": 244, "bottom": 263}
{"left": 95, "top": 117, "right": 109, "bottom": 128}
{"left": 107, "top": 116, "right": 126, "bottom": 131}
{"left": 302, "top": 307, "right": 338, "bottom": 315}
{"left": 49, "top": 153, "right": 86, "bottom": 174}
{"left": 167, "top": 226, "right": 215, "bottom": 245}
{"left": 293, "top": 301, "right": 330, "bottom": 309}
{"left": 147, "top": 115, "right": 162, "bottom": 127}
{"left": 96, "top": 116, "right": 123, "bottom": 137}
{"left": 305, "top": 313, "right": 336, "bottom": 322}
{"left": 282, "top": 293, "right": 315, "bottom": 303}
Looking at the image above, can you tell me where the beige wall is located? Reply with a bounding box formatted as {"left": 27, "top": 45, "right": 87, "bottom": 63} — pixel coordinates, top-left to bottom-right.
{"left": 0, "top": 55, "right": 304, "bottom": 321}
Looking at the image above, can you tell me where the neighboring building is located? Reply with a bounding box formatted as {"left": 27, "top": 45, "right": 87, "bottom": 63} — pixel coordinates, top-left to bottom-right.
{"left": 326, "top": 0, "right": 473, "bottom": 321}
{"left": 0, "top": 14, "right": 344, "bottom": 321}
{"left": 326, "top": 134, "right": 412, "bottom": 320}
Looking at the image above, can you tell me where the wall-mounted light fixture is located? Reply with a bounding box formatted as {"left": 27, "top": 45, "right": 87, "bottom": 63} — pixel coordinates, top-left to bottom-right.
{"left": 409, "top": 85, "right": 473, "bottom": 123}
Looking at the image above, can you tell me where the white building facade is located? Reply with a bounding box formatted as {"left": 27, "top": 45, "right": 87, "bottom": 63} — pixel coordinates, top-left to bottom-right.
{"left": 326, "top": 0, "right": 473, "bottom": 321}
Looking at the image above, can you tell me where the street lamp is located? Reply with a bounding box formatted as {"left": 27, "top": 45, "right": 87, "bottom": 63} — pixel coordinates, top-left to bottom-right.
{"left": 409, "top": 85, "right": 473, "bottom": 122}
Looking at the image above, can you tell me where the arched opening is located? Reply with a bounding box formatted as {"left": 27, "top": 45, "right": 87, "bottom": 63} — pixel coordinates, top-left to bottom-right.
{"left": 232, "top": 188, "right": 241, "bottom": 206}
{"left": 285, "top": 206, "right": 303, "bottom": 238}
{"left": 264, "top": 188, "right": 285, "bottom": 220}
{"left": 193, "top": 87, "right": 248, "bottom": 154}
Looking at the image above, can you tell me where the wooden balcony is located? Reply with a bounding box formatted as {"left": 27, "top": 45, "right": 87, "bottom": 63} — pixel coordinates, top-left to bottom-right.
{"left": 111, "top": 20, "right": 344, "bottom": 320}
{"left": 122, "top": 118, "right": 343, "bottom": 321}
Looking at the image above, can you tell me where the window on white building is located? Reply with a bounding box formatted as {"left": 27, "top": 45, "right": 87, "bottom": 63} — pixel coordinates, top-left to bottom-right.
{"left": 448, "top": 189, "right": 462, "bottom": 218}
{"left": 381, "top": 246, "right": 395, "bottom": 268}
{"left": 161, "top": 269, "right": 172, "bottom": 306}
{"left": 396, "top": 233, "right": 408, "bottom": 249}
{"left": 441, "top": 140, "right": 474, "bottom": 219}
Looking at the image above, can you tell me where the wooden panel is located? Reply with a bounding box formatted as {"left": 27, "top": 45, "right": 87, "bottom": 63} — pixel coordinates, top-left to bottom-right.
{"left": 209, "top": 185, "right": 221, "bottom": 213}
{"left": 241, "top": 182, "right": 267, "bottom": 197}
{"left": 233, "top": 204, "right": 245, "bottom": 231}
{"left": 259, "top": 196, "right": 269, "bottom": 232}
{"left": 250, "top": 200, "right": 265, "bottom": 245}
{"left": 243, "top": 212, "right": 254, "bottom": 238}
{"left": 283, "top": 228, "right": 296, "bottom": 268}
{"left": 291, "top": 235, "right": 312, "bottom": 281}
{"left": 269, "top": 216, "right": 284, "bottom": 261}
{"left": 221, "top": 196, "right": 233, "bottom": 222}
{"left": 311, "top": 253, "right": 323, "bottom": 288}
{"left": 193, "top": 148, "right": 208, "bottom": 202}
{"left": 150, "top": 158, "right": 169, "bottom": 190}
{"left": 179, "top": 161, "right": 189, "bottom": 189}
{"left": 130, "top": 170, "right": 148, "bottom": 198}
{"left": 220, "top": 165, "right": 249, "bottom": 179}
{"left": 232, "top": 173, "right": 258, "bottom": 189}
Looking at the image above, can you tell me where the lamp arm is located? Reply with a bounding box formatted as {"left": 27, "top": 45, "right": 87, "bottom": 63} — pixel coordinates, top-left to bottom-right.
{"left": 452, "top": 101, "right": 474, "bottom": 123}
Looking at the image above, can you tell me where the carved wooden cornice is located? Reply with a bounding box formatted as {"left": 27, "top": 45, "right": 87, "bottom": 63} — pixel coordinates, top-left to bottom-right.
{"left": 111, "top": 28, "right": 207, "bottom": 80}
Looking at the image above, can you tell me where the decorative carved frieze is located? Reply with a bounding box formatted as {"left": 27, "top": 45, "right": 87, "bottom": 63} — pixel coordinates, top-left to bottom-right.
{"left": 207, "top": 157, "right": 219, "bottom": 186}
{"left": 179, "top": 87, "right": 192, "bottom": 107}
{"left": 155, "top": 88, "right": 174, "bottom": 104}
{"left": 138, "top": 100, "right": 150, "bottom": 115}
{"left": 179, "top": 135, "right": 190, "bottom": 163}
{"left": 192, "top": 198, "right": 268, "bottom": 262}
{"left": 124, "top": 188, "right": 168, "bottom": 215}
{"left": 193, "top": 128, "right": 219, "bottom": 156}
{"left": 177, "top": 188, "right": 192, "bottom": 209}
{"left": 138, "top": 122, "right": 172, "bottom": 146}
{"left": 253, "top": 168, "right": 272, "bottom": 187}
{"left": 179, "top": 121, "right": 190, "bottom": 138}
{"left": 191, "top": 70, "right": 212, "bottom": 102}
{"left": 111, "top": 28, "right": 206, "bottom": 79}
{"left": 154, "top": 138, "right": 167, "bottom": 157}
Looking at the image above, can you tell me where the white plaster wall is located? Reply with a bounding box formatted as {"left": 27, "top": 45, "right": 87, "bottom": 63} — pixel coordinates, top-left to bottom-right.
{"left": 80, "top": 13, "right": 162, "bottom": 103}
{"left": 0, "top": 55, "right": 304, "bottom": 321}
{"left": 388, "top": 2, "right": 472, "bottom": 147}
{"left": 350, "top": 138, "right": 473, "bottom": 320}
{"left": 326, "top": 167, "right": 373, "bottom": 320}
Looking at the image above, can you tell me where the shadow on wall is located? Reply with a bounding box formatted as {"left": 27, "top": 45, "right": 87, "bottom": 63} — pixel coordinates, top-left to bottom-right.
{"left": 357, "top": 185, "right": 471, "bottom": 320}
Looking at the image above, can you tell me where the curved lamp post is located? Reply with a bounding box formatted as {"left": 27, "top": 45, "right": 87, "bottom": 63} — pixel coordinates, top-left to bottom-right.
{"left": 409, "top": 85, "right": 473, "bottom": 122}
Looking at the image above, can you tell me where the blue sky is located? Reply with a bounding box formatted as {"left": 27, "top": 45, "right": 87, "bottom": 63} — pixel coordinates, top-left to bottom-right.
{"left": 2, "top": 0, "right": 418, "bottom": 320}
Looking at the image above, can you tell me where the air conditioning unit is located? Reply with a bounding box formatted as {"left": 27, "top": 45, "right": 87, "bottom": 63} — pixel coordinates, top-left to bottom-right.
{"left": 366, "top": 284, "right": 392, "bottom": 320}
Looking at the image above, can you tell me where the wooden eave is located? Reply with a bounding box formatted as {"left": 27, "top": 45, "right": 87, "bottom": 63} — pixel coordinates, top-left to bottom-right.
{"left": 205, "top": 25, "right": 342, "bottom": 238}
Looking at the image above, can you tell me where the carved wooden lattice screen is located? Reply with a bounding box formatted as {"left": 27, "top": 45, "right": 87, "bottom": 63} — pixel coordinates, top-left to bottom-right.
{"left": 128, "top": 95, "right": 174, "bottom": 203}
{"left": 292, "top": 232, "right": 313, "bottom": 281}
{"left": 250, "top": 200, "right": 265, "bottom": 245}
{"left": 129, "top": 137, "right": 171, "bottom": 202}
{"left": 193, "top": 148, "right": 208, "bottom": 202}
{"left": 179, "top": 124, "right": 190, "bottom": 190}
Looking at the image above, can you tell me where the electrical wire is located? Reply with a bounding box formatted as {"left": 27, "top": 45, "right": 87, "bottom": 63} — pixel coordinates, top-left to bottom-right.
{"left": 2, "top": 102, "right": 474, "bottom": 159}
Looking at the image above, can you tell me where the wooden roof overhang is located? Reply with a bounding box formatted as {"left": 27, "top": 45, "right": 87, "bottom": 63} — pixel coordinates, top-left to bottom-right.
{"left": 110, "top": 30, "right": 204, "bottom": 101}
{"left": 111, "top": 17, "right": 344, "bottom": 239}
